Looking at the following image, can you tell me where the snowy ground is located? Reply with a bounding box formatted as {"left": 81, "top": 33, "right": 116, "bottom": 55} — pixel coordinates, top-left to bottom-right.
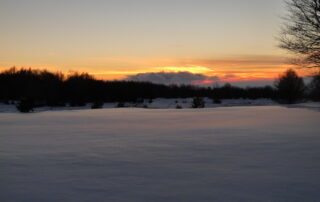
{"left": 0, "top": 106, "right": 320, "bottom": 202}
{"left": 0, "top": 98, "right": 278, "bottom": 113}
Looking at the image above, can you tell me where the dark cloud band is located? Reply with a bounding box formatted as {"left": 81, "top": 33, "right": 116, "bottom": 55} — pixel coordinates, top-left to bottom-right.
{"left": 126, "top": 71, "right": 219, "bottom": 85}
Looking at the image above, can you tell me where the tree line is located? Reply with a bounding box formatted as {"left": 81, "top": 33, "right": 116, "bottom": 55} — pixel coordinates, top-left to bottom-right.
{"left": 0, "top": 67, "right": 319, "bottom": 112}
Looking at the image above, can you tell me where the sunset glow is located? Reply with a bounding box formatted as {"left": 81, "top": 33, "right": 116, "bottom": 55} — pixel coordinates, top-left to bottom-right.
{"left": 0, "top": 0, "right": 309, "bottom": 85}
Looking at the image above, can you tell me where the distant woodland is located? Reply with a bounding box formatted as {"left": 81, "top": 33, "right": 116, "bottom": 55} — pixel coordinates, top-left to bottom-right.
{"left": 0, "top": 67, "right": 319, "bottom": 112}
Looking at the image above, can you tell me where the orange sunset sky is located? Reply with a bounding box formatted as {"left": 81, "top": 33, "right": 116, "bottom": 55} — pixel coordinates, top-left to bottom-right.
{"left": 0, "top": 0, "right": 312, "bottom": 85}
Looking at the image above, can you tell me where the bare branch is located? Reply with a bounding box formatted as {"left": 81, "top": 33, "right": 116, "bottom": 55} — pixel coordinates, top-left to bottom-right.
{"left": 279, "top": 0, "right": 320, "bottom": 69}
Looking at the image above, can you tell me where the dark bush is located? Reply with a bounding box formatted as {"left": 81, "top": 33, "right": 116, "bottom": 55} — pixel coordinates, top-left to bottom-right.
{"left": 213, "top": 98, "right": 222, "bottom": 104}
{"left": 176, "top": 104, "right": 182, "bottom": 109}
{"left": 91, "top": 101, "right": 104, "bottom": 109}
{"left": 16, "top": 98, "right": 34, "bottom": 113}
{"left": 143, "top": 104, "right": 148, "bottom": 108}
{"left": 192, "top": 97, "right": 205, "bottom": 108}
{"left": 116, "top": 102, "right": 125, "bottom": 108}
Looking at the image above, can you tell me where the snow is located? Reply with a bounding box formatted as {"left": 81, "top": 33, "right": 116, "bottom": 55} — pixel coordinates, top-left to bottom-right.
{"left": 0, "top": 98, "right": 278, "bottom": 113}
{"left": 0, "top": 106, "right": 320, "bottom": 202}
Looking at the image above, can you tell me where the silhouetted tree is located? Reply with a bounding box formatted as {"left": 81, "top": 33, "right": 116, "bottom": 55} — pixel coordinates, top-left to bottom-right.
{"left": 279, "top": 0, "right": 320, "bottom": 68}
{"left": 309, "top": 73, "right": 320, "bottom": 100}
{"left": 0, "top": 67, "right": 64, "bottom": 105}
{"left": 275, "top": 69, "right": 305, "bottom": 103}
{"left": 65, "top": 73, "right": 95, "bottom": 106}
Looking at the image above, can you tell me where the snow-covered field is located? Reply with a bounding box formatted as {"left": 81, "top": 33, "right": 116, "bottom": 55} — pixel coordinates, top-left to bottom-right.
{"left": 0, "top": 98, "right": 277, "bottom": 113}
{"left": 1, "top": 106, "right": 320, "bottom": 202}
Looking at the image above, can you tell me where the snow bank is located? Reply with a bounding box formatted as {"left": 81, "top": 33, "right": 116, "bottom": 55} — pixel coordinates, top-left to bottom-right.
{"left": 0, "top": 106, "right": 319, "bottom": 202}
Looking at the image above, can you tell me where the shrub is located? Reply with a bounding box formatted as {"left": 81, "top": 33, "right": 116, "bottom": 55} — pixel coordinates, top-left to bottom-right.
{"left": 91, "top": 101, "right": 104, "bottom": 109}
{"left": 213, "top": 98, "right": 222, "bottom": 104}
{"left": 176, "top": 104, "right": 182, "bottom": 109}
{"left": 116, "top": 102, "right": 125, "bottom": 108}
{"left": 192, "top": 97, "right": 205, "bottom": 108}
{"left": 16, "top": 98, "right": 34, "bottom": 113}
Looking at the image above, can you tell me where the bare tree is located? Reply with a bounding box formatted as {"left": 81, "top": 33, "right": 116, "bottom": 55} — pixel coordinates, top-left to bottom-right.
{"left": 279, "top": 0, "right": 320, "bottom": 68}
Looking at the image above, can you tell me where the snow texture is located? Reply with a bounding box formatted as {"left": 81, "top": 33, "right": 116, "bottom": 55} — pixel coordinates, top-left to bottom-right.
{"left": 0, "top": 106, "right": 320, "bottom": 202}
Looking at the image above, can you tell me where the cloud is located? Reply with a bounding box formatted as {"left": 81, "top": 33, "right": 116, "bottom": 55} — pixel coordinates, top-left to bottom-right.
{"left": 126, "top": 71, "right": 219, "bottom": 85}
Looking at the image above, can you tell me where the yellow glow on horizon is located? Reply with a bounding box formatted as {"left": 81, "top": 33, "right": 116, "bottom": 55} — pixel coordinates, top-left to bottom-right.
{"left": 83, "top": 65, "right": 214, "bottom": 80}
{"left": 0, "top": 56, "right": 312, "bottom": 83}
{"left": 154, "top": 66, "right": 212, "bottom": 74}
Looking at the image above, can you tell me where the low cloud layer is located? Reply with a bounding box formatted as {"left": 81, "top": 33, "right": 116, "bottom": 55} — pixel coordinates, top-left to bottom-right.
{"left": 126, "top": 71, "right": 219, "bottom": 85}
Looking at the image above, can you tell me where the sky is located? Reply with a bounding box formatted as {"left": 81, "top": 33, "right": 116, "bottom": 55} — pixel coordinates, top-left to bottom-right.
{"left": 0, "top": 0, "right": 306, "bottom": 86}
